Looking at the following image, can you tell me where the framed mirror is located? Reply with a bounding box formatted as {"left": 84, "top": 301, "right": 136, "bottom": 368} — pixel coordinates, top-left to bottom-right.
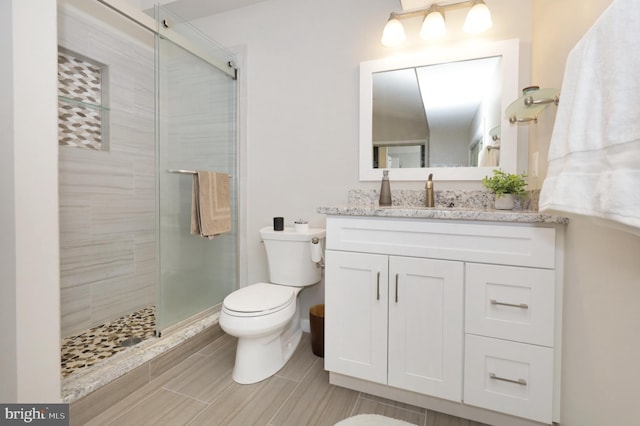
{"left": 359, "top": 39, "right": 522, "bottom": 181}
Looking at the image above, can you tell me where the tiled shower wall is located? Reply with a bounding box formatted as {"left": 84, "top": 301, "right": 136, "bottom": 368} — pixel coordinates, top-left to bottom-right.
{"left": 58, "top": 4, "right": 156, "bottom": 338}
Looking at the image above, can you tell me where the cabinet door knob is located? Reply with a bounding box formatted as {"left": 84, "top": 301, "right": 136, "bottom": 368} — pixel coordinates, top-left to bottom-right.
{"left": 376, "top": 272, "right": 380, "bottom": 301}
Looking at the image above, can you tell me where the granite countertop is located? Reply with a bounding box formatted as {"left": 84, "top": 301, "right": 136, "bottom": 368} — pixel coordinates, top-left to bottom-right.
{"left": 317, "top": 189, "right": 569, "bottom": 225}
{"left": 317, "top": 205, "right": 568, "bottom": 224}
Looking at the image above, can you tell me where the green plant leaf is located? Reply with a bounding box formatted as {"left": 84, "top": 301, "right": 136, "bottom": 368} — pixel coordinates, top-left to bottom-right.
{"left": 482, "top": 169, "right": 528, "bottom": 197}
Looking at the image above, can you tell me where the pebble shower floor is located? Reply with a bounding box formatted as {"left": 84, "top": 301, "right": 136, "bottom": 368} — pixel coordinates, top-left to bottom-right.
{"left": 60, "top": 306, "right": 156, "bottom": 378}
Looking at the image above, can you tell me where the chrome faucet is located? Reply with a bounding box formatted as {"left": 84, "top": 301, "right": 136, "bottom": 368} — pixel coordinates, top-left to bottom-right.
{"left": 425, "top": 173, "right": 435, "bottom": 207}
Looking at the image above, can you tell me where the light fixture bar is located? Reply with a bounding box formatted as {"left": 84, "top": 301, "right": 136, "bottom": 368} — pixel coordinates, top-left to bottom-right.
{"left": 391, "top": 0, "right": 476, "bottom": 20}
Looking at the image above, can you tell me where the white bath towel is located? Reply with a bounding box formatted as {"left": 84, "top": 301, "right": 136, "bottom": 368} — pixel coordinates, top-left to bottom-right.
{"left": 539, "top": 0, "right": 640, "bottom": 234}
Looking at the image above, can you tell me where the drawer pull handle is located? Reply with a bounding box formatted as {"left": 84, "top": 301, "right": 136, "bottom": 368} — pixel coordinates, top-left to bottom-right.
{"left": 395, "top": 274, "right": 399, "bottom": 303}
{"left": 489, "top": 372, "right": 527, "bottom": 386}
{"left": 490, "top": 299, "right": 529, "bottom": 309}
{"left": 376, "top": 272, "right": 380, "bottom": 301}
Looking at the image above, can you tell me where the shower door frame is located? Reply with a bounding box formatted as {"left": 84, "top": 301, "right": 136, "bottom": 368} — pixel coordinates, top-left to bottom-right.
{"left": 97, "top": 0, "right": 236, "bottom": 78}
{"left": 95, "top": 0, "right": 241, "bottom": 335}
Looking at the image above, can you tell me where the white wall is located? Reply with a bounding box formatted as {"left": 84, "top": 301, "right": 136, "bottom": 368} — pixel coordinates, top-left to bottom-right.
{"left": 190, "top": 0, "right": 533, "bottom": 319}
{"left": 0, "top": 0, "right": 61, "bottom": 402}
{"left": 532, "top": 1, "right": 640, "bottom": 425}
{"left": 429, "top": 125, "right": 469, "bottom": 167}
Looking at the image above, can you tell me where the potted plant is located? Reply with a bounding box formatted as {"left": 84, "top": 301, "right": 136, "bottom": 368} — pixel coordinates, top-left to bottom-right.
{"left": 482, "top": 169, "right": 528, "bottom": 210}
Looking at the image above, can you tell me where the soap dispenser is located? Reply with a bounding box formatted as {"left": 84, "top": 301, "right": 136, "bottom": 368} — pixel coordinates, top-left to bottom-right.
{"left": 379, "top": 170, "right": 392, "bottom": 207}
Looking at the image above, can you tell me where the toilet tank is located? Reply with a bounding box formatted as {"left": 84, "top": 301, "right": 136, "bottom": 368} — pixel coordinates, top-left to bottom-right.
{"left": 259, "top": 226, "right": 325, "bottom": 287}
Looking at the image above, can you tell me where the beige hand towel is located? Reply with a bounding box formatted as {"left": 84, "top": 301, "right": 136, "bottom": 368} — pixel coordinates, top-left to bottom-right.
{"left": 191, "top": 171, "right": 232, "bottom": 239}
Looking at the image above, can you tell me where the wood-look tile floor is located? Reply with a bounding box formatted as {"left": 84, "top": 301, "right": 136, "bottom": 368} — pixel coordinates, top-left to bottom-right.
{"left": 85, "top": 332, "right": 489, "bottom": 426}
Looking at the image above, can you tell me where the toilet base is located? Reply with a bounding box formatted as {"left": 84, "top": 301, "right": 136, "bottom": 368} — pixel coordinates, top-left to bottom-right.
{"left": 232, "top": 323, "right": 302, "bottom": 384}
{"left": 221, "top": 286, "right": 310, "bottom": 385}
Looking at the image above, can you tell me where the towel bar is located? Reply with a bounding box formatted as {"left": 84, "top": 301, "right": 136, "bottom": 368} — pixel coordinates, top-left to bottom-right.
{"left": 168, "top": 169, "right": 232, "bottom": 178}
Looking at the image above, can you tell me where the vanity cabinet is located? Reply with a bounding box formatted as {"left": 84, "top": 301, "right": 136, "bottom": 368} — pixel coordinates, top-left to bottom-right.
{"left": 323, "top": 215, "right": 564, "bottom": 425}
{"left": 325, "top": 251, "right": 463, "bottom": 402}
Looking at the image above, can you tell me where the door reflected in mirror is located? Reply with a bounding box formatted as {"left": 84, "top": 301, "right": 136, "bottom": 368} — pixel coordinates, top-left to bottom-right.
{"left": 374, "top": 144, "right": 426, "bottom": 168}
{"left": 372, "top": 56, "right": 501, "bottom": 169}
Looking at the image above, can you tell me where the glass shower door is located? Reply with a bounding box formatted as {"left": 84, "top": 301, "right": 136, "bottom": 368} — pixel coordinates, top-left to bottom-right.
{"left": 156, "top": 7, "right": 238, "bottom": 333}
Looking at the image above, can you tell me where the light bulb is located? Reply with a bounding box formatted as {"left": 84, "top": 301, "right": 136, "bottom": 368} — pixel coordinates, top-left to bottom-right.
{"left": 420, "top": 10, "right": 446, "bottom": 40}
{"left": 381, "top": 17, "right": 406, "bottom": 47}
{"left": 463, "top": 1, "right": 492, "bottom": 34}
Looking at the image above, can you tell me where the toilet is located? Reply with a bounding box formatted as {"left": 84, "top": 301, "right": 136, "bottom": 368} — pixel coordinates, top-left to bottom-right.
{"left": 220, "top": 226, "right": 325, "bottom": 384}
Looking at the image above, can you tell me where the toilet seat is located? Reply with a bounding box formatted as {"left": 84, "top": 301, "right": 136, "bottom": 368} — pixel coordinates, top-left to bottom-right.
{"left": 223, "top": 282, "right": 295, "bottom": 317}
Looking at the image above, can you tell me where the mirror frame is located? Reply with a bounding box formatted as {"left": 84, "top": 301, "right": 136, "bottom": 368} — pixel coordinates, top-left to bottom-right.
{"left": 359, "top": 39, "right": 522, "bottom": 181}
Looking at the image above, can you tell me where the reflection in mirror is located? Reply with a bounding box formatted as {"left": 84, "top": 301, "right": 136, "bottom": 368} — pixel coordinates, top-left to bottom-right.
{"left": 372, "top": 56, "right": 502, "bottom": 169}
{"left": 360, "top": 39, "right": 521, "bottom": 181}
{"left": 374, "top": 144, "right": 425, "bottom": 168}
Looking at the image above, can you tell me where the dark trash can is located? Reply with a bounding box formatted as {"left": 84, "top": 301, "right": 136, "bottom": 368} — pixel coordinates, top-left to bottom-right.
{"left": 309, "top": 304, "right": 325, "bottom": 357}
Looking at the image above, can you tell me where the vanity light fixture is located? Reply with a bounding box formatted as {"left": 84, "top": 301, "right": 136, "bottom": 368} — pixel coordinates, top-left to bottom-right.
{"left": 381, "top": 14, "right": 407, "bottom": 47}
{"left": 420, "top": 5, "right": 446, "bottom": 40}
{"left": 463, "top": 0, "right": 493, "bottom": 34}
{"left": 381, "top": 0, "right": 493, "bottom": 47}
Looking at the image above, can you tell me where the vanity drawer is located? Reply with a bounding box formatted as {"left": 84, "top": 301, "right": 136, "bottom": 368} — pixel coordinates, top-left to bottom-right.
{"left": 465, "top": 263, "right": 555, "bottom": 347}
{"left": 326, "top": 216, "right": 556, "bottom": 268}
{"left": 464, "top": 335, "right": 554, "bottom": 424}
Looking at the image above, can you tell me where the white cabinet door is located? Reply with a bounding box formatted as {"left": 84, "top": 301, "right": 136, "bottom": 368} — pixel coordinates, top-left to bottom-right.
{"left": 324, "top": 250, "right": 388, "bottom": 384}
{"left": 388, "top": 256, "right": 464, "bottom": 402}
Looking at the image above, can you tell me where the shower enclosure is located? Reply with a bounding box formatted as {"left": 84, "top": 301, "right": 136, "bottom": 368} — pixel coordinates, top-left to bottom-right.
{"left": 57, "top": 0, "right": 237, "bottom": 376}
{"left": 156, "top": 6, "right": 238, "bottom": 333}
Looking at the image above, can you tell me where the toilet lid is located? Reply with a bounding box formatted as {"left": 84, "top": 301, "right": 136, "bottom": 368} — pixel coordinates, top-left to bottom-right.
{"left": 223, "top": 282, "right": 295, "bottom": 314}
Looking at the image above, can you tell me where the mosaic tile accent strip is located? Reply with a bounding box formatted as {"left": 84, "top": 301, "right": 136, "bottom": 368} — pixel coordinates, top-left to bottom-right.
{"left": 58, "top": 102, "right": 103, "bottom": 150}
{"left": 58, "top": 50, "right": 102, "bottom": 104}
{"left": 57, "top": 49, "right": 106, "bottom": 151}
{"left": 61, "top": 306, "right": 155, "bottom": 378}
